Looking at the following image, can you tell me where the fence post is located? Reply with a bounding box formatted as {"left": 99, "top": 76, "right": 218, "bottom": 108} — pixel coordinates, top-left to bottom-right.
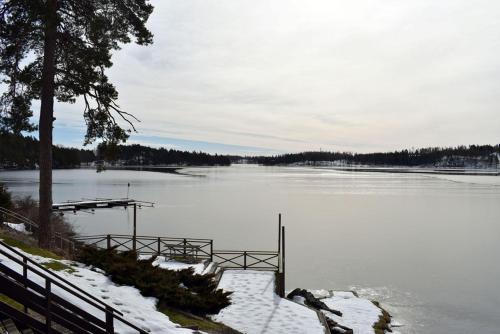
{"left": 106, "top": 234, "right": 111, "bottom": 250}
{"left": 281, "top": 226, "right": 285, "bottom": 297}
{"left": 105, "top": 306, "right": 114, "bottom": 333}
{"left": 278, "top": 213, "right": 281, "bottom": 270}
{"left": 46, "top": 280, "right": 52, "bottom": 333}
{"left": 23, "top": 257, "right": 28, "bottom": 313}
{"left": 210, "top": 240, "right": 213, "bottom": 262}
{"left": 183, "top": 238, "right": 187, "bottom": 258}
{"left": 243, "top": 251, "right": 247, "bottom": 270}
{"left": 157, "top": 237, "right": 161, "bottom": 256}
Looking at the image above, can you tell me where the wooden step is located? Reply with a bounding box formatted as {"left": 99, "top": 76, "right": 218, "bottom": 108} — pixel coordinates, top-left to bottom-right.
{"left": 1, "top": 318, "right": 21, "bottom": 334}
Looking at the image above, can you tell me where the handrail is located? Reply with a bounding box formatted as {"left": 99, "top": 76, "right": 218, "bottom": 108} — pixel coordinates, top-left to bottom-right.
{"left": 213, "top": 250, "right": 279, "bottom": 254}
{"left": 75, "top": 234, "right": 213, "bottom": 242}
{"left": 0, "top": 206, "right": 75, "bottom": 253}
{"left": 0, "top": 239, "right": 122, "bottom": 316}
{"left": 212, "top": 250, "right": 280, "bottom": 271}
{"left": 0, "top": 240, "right": 147, "bottom": 333}
{"left": 0, "top": 207, "right": 40, "bottom": 234}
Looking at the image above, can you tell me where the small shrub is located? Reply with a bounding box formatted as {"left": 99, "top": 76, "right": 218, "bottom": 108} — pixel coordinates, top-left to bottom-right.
{"left": 77, "top": 247, "right": 231, "bottom": 316}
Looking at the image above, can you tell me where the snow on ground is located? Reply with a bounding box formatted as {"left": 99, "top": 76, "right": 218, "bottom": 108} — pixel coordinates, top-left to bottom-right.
{"left": 212, "top": 270, "right": 325, "bottom": 334}
{"left": 318, "top": 291, "right": 383, "bottom": 334}
{"left": 2, "top": 222, "right": 29, "bottom": 233}
{"left": 138, "top": 254, "right": 208, "bottom": 275}
{"left": 0, "top": 243, "right": 195, "bottom": 334}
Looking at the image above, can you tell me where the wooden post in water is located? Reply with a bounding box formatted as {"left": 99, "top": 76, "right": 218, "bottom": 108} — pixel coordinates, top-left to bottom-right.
{"left": 133, "top": 204, "right": 137, "bottom": 251}
{"left": 278, "top": 213, "right": 281, "bottom": 260}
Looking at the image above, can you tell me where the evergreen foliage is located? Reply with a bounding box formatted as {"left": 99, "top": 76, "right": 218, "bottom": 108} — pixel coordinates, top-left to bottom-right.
{"left": 0, "top": 0, "right": 154, "bottom": 143}
{"left": 0, "top": 0, "right": 154, "bottom": 248}
{"left": 77, "top": 247, "right": 232, "bottom": 316}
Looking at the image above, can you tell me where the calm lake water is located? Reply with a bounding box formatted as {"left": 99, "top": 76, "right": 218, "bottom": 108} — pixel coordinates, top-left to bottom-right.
{"left": 1, "top": 165, "right": 500, "bottom": 334}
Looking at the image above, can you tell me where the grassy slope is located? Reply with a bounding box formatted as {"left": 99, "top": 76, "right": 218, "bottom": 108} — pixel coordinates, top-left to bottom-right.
{"left": 0, "top": 232, "right": 62, "bottom": 259}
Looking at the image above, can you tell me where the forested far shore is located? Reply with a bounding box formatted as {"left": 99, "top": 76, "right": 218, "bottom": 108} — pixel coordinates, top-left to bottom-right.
{"left": 0, "top": 133, "right": 230, "bottom": 169}
{"left": 247, "top": 145, "right": 500, "bottom": 168}
{"left": 2, "top": 133, "right": 499, "bottom": 170}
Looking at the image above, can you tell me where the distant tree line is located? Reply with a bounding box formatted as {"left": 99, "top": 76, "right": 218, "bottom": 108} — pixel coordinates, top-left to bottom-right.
{"left": 250, "top": 145, "right": 500, "bottom": 167}
{"left": 98, "top": 143, "right": 231, "bottom": 166}
{"left": 0, "top": 132, "right": 94, "bottom": 169}
{"left": 0, "top": 133, "right": 230, "bottom": 169}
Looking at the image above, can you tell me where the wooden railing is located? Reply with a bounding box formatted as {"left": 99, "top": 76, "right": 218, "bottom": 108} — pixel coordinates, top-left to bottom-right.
{"left": 211, "top": 250, "right": 279, "bottom": 270}
{"left": 0, "top": 206, "right": 75, "bottom": 255}
{"left": 74, "top": 234, "right": 214, "bottom": 262}
{"left": 0, "top": 240, "right": 147, "bottom": 333}
{"left": 75, "top": 223, "right": 287, "bottom": 297}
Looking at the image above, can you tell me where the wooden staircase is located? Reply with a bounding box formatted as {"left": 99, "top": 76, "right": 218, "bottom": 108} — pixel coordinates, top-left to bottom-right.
{"left": 0, "top": 316, "right": 35, "bottom": 334}
{"left": 0, "top": 240, "right": 147, "bottom": 334}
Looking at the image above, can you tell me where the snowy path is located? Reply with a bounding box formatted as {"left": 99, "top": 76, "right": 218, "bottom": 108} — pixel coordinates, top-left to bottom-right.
{"left": 212, "top": 270, "right": 325, "bottom": 334}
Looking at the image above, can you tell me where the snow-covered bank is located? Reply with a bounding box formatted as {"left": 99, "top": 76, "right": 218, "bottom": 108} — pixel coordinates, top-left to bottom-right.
{"left": 312, "top": 290, "right": 390, "bottom": 334}
{"left": 213, "top": 270, "right": 326, "bottom": 334}
{"left": 0, "top": 242, "right": 196, "bottom": 334}
{"left": 212, "top": 270, "right": 393, "bottom": 334}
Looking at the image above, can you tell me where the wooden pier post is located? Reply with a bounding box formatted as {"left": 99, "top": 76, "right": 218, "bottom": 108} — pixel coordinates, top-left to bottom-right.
{"left": 278, "top": 213, "right": 281, "bottom": 260}
{"left": 281, "top": 225, "right": 285, "bottom": 296}
{"left": 133, "top": 204, "right": 137, "bottom": 251}
{"left": 157, "top": 237, "right": 161, "bottom": 256}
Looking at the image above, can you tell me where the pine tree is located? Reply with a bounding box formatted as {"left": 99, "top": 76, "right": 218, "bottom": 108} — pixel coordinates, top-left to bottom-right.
{"left": 0, "top": 0, "right": 154, "bottom": 248}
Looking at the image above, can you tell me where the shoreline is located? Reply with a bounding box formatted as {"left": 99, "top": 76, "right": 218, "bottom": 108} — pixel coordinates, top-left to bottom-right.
{"left": 3, "top": 164, "right": 498, "bottom": 176}
{"left": 274, "top": 164, "right": 500, "bottom": 176}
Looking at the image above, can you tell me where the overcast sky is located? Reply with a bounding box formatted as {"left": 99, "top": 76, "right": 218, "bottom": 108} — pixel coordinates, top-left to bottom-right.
{"left": 49, "top": 0, "right": 500, "bottom": 154}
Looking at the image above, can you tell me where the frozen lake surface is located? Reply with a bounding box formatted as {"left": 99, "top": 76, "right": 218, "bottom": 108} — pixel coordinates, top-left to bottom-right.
{"left": 1, "top": 165, "right": 500, "bottom": 334}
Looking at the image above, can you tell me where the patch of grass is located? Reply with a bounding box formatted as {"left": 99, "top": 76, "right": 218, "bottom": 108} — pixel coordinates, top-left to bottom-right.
{"left": 372, "top": 300, "right": 392, "bottom": 334}
{"left": 159, "top": 307, "right": 241, "bottom": 334}
{"left": 0, "top": 294, "right": 24, "bottom": 311}
{"left": 43, "top": 260, "right": 76, "bottom": 273}
{"left": 0, "top": 233, "right": 62, "bottom": 259}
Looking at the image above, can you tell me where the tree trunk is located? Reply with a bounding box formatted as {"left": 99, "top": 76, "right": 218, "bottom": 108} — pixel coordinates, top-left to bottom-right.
{"left": 38, "top": 0, "right": 58, "bottom": 249}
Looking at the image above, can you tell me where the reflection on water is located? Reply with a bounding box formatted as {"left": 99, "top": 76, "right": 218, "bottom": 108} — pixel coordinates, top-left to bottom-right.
{"left": 1, "top": 165, "right": 500, "bottom": 334}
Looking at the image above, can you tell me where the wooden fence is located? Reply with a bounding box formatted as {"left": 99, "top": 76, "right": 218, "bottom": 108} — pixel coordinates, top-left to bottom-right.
{"left": 75, "top": 222, "right": 287, "bottom": 297}
{"left": 74, "top": 234, "right": 213, "bottom": 263}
